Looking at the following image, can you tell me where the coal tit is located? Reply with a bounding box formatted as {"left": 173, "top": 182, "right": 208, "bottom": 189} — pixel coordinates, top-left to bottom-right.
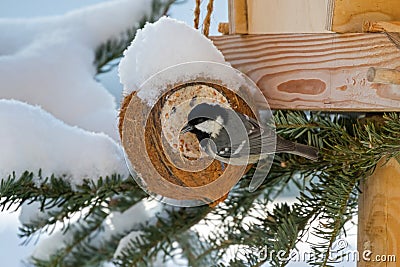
{"left": 180, "top": 103, "right": 318, "bottom": 165}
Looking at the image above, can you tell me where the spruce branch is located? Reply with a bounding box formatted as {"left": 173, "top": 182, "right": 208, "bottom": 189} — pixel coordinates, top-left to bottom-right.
{"left": 0, "top": 171, "right": 146, "bottom": 244}
{"left": 265, "top": 111, "right": 400, "bottom": 266}
{"left": 114, "top": 205, "right": 211, "bottom": 266}
{"left": 175, "top": 230, "right": 218, "bottom": 267}
{"left": 32, "top": 204, "right": 140, "bottom": 267}
{"left": 171, "top": 166, "right": 305, "bottom": 267}
{"left": 31, "top": 207, "right": 110, "bottom": 267}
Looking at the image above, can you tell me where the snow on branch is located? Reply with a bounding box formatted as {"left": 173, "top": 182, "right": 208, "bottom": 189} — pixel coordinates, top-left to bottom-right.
{"left": 0, "top": 0, "right": 156, "bottom": 140}
{"left": 0, "top": 99, "right": 128, "bottom": 185}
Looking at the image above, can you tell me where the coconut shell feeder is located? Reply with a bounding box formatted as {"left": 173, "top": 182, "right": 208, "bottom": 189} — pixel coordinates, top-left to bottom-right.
{"left": 118, "top": 62, "right": 274, "bottom": 206}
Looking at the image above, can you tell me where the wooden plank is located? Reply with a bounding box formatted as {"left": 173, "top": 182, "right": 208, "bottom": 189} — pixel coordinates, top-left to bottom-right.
{"left": 331, "top": 0, "right": 400, "bottom": 33}
{"left": 247, "top": 0, "right": 331, "bottom": 33}
{"left": 212, "top": 33, "right": 400, "bottom": 111}
{"left": 358, "top": 158, "right": 400, "bottom": 267}
{"left": 228, "top": 0, "right": 248, "bottom": 34}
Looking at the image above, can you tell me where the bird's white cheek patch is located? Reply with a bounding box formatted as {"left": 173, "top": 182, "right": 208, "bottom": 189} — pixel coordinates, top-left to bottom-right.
{"left": 195, "top": 120, "right": 223, "bottom": 138}
{"left": 215, "top": 115, "right": 224, "bottom": 125}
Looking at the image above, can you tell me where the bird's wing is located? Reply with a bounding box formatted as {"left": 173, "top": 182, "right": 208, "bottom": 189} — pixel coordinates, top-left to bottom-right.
{"left": 236, "top": 113, "right": 298, "bottom": 153}
{"left": 212, "top": 112, "right": 277, "bottom": 159}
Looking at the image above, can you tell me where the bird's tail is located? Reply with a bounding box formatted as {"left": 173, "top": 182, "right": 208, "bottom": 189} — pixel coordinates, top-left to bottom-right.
{"left": 276, "top": 136, "right": 319, "bottom": 161}
{"left": 291, "top": 142, "right": 319, "bottom": 160}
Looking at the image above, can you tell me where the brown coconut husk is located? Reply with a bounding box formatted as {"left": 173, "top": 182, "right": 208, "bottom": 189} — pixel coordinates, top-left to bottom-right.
{"left": 119, "top": 81, "right": 254, "bottom": 205}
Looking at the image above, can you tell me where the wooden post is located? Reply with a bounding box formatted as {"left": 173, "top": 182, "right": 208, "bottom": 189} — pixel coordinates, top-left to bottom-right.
{"left": 358, "top": 158, "right": 400, "bottom": 267}
{"left": 231, "top": 1, "right": 400, "bottom": 34}
{"left": 228, "top": 0, "right": 248, "bottom": 34}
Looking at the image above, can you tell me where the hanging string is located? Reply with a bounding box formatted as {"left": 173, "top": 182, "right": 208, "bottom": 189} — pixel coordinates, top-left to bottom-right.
{"left": 203, "top": 0, "right": 214, "bottom": 37}
{"left": 194, "top": 0, "right": 201, "bottom": 29}
{"left": 193, "top": 0, "right": 214, "bottom": 36}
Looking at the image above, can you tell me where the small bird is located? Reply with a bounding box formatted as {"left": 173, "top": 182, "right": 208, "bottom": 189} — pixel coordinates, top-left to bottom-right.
{"left": 180, "top": 103, "right": 318, "bottom": 165}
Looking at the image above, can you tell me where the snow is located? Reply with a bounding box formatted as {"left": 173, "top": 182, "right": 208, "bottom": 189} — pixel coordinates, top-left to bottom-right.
{"left": 0, "top": 0, "right": 153, "bottom": 53}
{"left": 19, "top": 202, "right": 58, "bottom": 226}
{"left": 112, "top": 199, "right": 162, "bottom": 257}
{"left": 0, "top": 0, "right": 153, "bottom": 140}
{"left": 104, "top": 198, "right": 162, "bottom": 240}
{"left": 0, "top": 205, "right": 34, "bottom": 267}
{"left": 0, "top": 0, "right": 155, "bottom": 182}
{"left": 113, "top": 231, "right": 144, "bottom": 258}
{"left": 119, "top": 17, "right": 236, "bottom": 106}
{"left": 0, "top": 1, "right": 153, "bottom": 260}
{"left": 0, "top": 99, "right": 128, "bottom": 184}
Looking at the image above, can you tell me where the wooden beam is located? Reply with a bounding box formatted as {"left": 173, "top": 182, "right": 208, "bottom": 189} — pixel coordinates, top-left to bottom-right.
{"left": 212, "top": 33, "right": 400, "bottom": 111}
{"left": 358, "top": 158, "right": 400, "bottom": 267}
{"left": 228, "top": 0, "right": 248, "bottom": 34}
{"left": 331, "top": 0, "right": 400, "bottom": 33}
{"left": 227, "top": 1, "right": 400, "bottom": 34}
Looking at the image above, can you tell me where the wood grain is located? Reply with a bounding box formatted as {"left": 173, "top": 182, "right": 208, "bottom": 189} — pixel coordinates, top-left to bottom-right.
{"left": 247, "top": 0, "right": 331, "bottom": 33}
{"left": 331, "top": 0, "right": 400, "bottom": 33}
{"left": 358, "top": 158, "right": 400, "bottom": 267}
{"left": 363, "top": 21, "right": 400, "bottom": 33}
{"left": 218, "top": 22, "right": 230, "bottom": 35}
{"left": 228, "top": 0, "right": 247, "bottom": 34}
{"left": 212, "top": 33, "right": 400, "bottom": 111}
{"left": 227, "top": 1, "right": 400, "bottom": 34}
{"left": 367, "top": 67, "right": 400, "bottom": 85}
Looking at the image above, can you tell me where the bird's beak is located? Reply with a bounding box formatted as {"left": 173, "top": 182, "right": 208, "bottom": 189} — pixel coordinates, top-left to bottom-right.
{"left": 180, "top": 124, "right": 193, "bottom": 134}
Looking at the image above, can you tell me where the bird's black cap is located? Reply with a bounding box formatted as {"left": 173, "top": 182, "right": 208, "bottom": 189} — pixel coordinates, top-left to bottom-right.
{"left": 187, "top": 103, "right": 228, "bottom": 122}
